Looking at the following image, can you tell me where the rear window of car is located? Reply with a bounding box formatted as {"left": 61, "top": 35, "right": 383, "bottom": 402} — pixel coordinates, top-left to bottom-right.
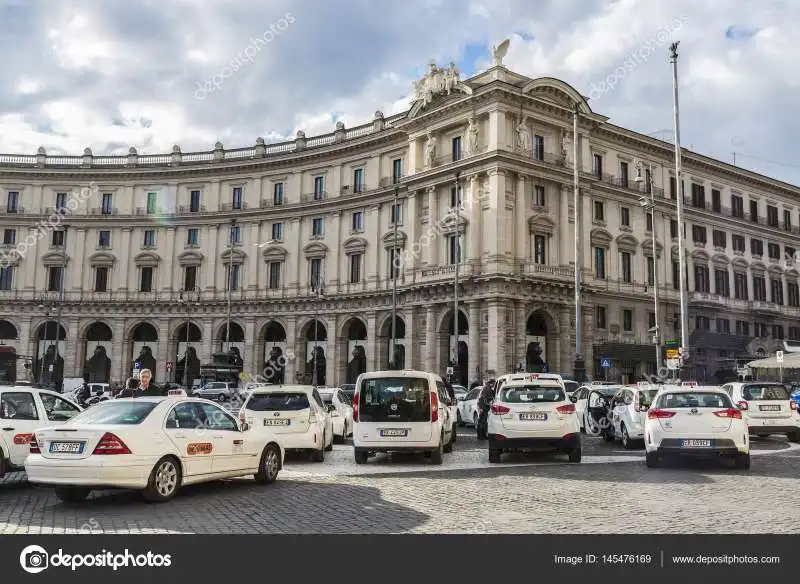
{"left": 70, "top": 401, "right": 158, "bottom": 425}
{"left": 656, "top": 392, "right": 733, "bottom": 409}
{"left": 563, "top": 381, "right": 579, "bottom": 393}
{"left": 247, "top": 392, "right": 310, "bottom": 411}
{"left": 502, "top": 385, "right": 565, "bottom": 403}
{"left": 358, "top": 377, "right": 431, "bottom": 423}
{"left": 742, "top": 384, "right": 790, "bottom": 401}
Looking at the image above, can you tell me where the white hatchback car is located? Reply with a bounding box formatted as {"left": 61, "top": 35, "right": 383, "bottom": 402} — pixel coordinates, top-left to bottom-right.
{"left": 721, "top": 382, "right": 800, "bottom": 442}
{"left": 609, "top": 385, "right": 661, "bottom": 449}
{"left": 457, "top": 385, "right": 482, "bottom": 427}
{"left": 0, "top": 386, "right": 82, "bottom": 478}
{"left": 26, "top": 397, "right": 285, "bottom": 502}
{"left": 239, "top": 386, "right": 333, "bottom": 461}
{"left": 487, "top": 374, "right": 581, "bottom": 463}
{"left": 318, "top": 387, "right": 353, "bottom": 443}
{"left": 352, "top": 370, "right": 455, "bottom": 465}
{"left": 644, "top": 386, "right": 749, "bottom": 469}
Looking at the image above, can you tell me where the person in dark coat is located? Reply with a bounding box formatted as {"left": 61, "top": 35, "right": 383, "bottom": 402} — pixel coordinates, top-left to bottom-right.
{"left": 117, "top": 377, "right": 139, "bottom": 398}
{"left": 136, "top": 369, "right": 165, "bottom": 397}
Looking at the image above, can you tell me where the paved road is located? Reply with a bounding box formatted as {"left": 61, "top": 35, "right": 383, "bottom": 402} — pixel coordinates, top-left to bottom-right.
{"left": 2, "top": 429, "right": 798, "bottom": 534}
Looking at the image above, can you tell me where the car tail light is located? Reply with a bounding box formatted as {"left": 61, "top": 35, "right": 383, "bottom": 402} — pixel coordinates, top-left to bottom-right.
{"left": 791, "top": 401, "right": 797, "bottom": 411}
{"left": 490, "top": 403, "right": 510, "bottom": 415}
{"left": 737, "top": 400, "right": 749, "bottom": 410}
{"left": 29, "top": 438, "right": 40, "bottom": 454}
{"left": 556, "top": 404, "right": 575, "bottom": 414}
{"left": 13, "top": 433, "right": 33, "bottom": 445}
{"left": 431, "top": 391, "right": 439, "bottom": 423}
{"left": 353, "top": 391, "right": 359, "bottom": 422}
{"left": 309, "top": 410, "right": 317, "bottom": 423}
{"left": 647, "top": 409, "right": 676, "bottom": 419}
{"left": 713, "top": 408, "right": 742, "bottom": 419}
{"left": 92, "top": 433, "right": 131, "bottom": 455}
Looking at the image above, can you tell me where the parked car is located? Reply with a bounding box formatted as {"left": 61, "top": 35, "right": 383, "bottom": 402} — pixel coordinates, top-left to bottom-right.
{"left": 457, "top": 386, "right": 482, "bottom": 427}
{"left": 0, "top": 386, "right": 83, "bottom": 479}
{"left": 318, "top": 387, "right": 353, "bottom": 443}
{"left": 721, "top": 381, "right": 800, "bottom": 441}
{"left": 192, "top": 381, "right": 238, "bottom": 403}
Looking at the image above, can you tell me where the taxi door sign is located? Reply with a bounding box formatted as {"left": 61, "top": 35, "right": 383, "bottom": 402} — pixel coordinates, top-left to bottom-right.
{"left": 187, "top": 442, "right": 213, "bottom": 455}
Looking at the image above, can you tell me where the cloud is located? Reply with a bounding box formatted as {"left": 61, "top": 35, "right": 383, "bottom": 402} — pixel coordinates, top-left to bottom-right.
{"left": 0, "top": 0, "right": 796, "bottom": 185}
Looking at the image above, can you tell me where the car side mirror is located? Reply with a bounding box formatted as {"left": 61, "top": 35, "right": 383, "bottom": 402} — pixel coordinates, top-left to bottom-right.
{"left": 569, "top": 395, "right": 578, "bottom": 404}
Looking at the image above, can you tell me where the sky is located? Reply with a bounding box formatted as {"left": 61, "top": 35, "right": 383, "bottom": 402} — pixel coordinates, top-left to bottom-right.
{"left": 0, "top": 0, "right": 798, "bottom": 186}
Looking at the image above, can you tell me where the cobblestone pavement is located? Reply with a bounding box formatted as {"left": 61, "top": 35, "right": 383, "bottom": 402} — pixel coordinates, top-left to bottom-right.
{"left": 1, "top": 430, "right": 798, "bottom": 534}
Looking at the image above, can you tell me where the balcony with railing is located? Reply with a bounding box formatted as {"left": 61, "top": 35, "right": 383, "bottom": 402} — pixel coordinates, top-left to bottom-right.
{"left": 522, "top": 263, "right": 573, "bottom": 280}
{"left": 0, "top": 206, "right": 24, "bottom": 214}
{"left": 220, "top": 202, "right": 249, "bottom": 211}
{"left": 301, "top": 191, "right": 327, "bottom": 203}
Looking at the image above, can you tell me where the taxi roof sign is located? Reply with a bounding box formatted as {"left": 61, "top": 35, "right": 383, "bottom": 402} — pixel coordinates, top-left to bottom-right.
{"left": 680, "top": 381, "right": 698, "bottom": 387}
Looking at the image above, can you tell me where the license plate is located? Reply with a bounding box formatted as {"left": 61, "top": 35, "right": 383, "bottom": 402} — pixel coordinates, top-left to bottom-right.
{"left": 759, "top": 405, "right": 781, "bottom": 412}
{"left": 681, "top": 439, "right": 712, "bottom": 448}
{"left": 520, "top": 412, "right": 547, "bottom": 421}
{"left": 263, "top": 419, "right": 290, "bottom": 426}
{"left": 49, "top": 441, "right": 84, "bottom": 454}
{"left": 380, "top": 429, "right": 408, "bottom": 437}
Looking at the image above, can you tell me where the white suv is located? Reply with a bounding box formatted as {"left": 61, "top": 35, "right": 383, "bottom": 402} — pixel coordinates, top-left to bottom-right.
{"left": 721, "top": 381, "right": 800, "bottom": 442}
{"left": 1, "top": 386, "right": 82, "bottom": 477}
{"left": 644, "top": 386, "right": 749, "bottom": 469}
{"left": 487, "top": 373, "right": 581, "bottom": 463}
{"left": 609, "top": 385, "right": 661, "bottom": 449}
{"left": 352, "top": 370, "right": 455, "bottom": 465}
{"left": 239, "top": 385, "right": 334, "bottom": 462}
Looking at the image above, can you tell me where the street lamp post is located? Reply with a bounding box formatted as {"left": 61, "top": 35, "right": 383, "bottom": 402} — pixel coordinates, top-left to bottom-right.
{"left": 572, "top": 103, "right": 585, "bottom": 382}
{"left": 390, "top": 187, "right": 399, "bottom": 370}
{"left": 670, "top": 42, "right": 689, "bottom": 370}
{"left": 635, "top": 160, "right": 663, "bottom": 370}
{"left": 225, "top": 219, "right": 236, "bottom": 352}
{"left": 451, "top": 172, "right": 462, "bottom": 384}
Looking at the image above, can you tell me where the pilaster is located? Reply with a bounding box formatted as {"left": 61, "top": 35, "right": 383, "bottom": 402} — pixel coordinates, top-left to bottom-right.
{"left": 202, "top": 319, "right": 214, "bottom": 363}
{"left": 204, "top": 224, "right": 219, "bottom": 291}
{"left": 425, "top": 186, "right": 438, "bottom": 266}
{"left": 366, "top": 206, "right": 379, "bottom": 282}
{"left": 329, "top": 211, "right": 341, "bottom": 286}
{"left": 366, "top": 312, "right": 378, "bottom": 372}
{"left": 559, "top": 306, "right": 573, "bottom": 374}
{"left": 515, "top": 174, "right": 527, "bottom": 263}
{"left": 71, "top": 228, "right": 86, "bottom": 292}
{"left": 486, "top": 300, "right": 506, "bottom": 375}
{"left": 244, "top": 318, "right": 256, "bottom": 371}
{"left": 285, "top": 315, "right": 297, "bottom": 382}
{"left": 467, "top": 175, "right": 482, "bottom": 268}
{"left": 405, "top": 191, "right": 418, "bottom": 273}
{"left": 24, "top": 227, "right": 38, "bottom": 290}
{"left": 560, "top": 185, "right": 571, "bottom": 266}
{"left": 64, "top": 318, "right": 80, "bottom": 378}
{"left": 469, "top": 302, "right": 481, "bottom": 384}
{"left": 111, "top": 318, "right": 125, "bottom": 383}
{"left": 248, "top": 222, "right": 260, "bottom": 290}
{"left": 117, "top": 227, "right": 132, "bottom": 292}
{"left": 163, "top": 226, "right": 176, "bottom": 292}
{"left": 425, "top": 306, "right": 437, "bottom": 372}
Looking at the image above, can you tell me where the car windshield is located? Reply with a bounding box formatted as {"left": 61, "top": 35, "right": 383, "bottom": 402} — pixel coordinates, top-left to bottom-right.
{"left": 741, "top": 384, "right": 790, "bottom": 401}
{"left": 69, "top": 401, "right": 158, "bottom": 425}
{"left": 247, "top": 392, "right": 310, "bottom": 411}
{"left": 358, "top": 377, "right": 431, "bottom": 423}
{"left": 656, "top": 392, "right": 733, "bottom": 409}
{"left": 501, "top": 385, "right": 565, "bottom": 403}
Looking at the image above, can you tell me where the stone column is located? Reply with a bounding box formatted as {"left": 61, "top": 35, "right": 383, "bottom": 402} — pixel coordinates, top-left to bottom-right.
{"left": 366, "top": 312, "right": 378, "bottom": 372}
{"left": 425, "top": 306, "right": 437, "bottom": 372}
{"left": 111, "top": 318, "right": 125, "bottom": 383}
{"left": 325, "top": 316, "right": 336, "bottom": 386}
{"left": 515, "top": 175, "right": 528, "bottom": 264}
{"left": 248, "top": 222, "right": 260, "bottom": 292}
{"left": 244, "top": 318, "right": 256, "bottom": 373}
{"left": 467, "top": 175, "right": 482, "bottom": 268}
{"left": 560, "top": 185, "right": 571, "bottom": 266}
{"left": 487, "top": 300, "right": 506, "bottom": 374}
{"left": 202, "top": 319, "right": 214, "bottom": 363}
{"left": 514, "top": 304, "right": 526, "bottom": 370}
{"left": 155, "top": 320, "right": 170, "bottom": 381}
{"left": 162, "top": 226, "right": 176, "bottom": 293}
{"left": 469, "top": 302, "right": 481, "bottom": 384}
{"left": 559, "top": 306, "right": 572, "bottom": 374}
{"left": 366, "top": 206, "right": 379, "bottom": 283}
{"left": 285, "top": 315, "right": 297, "bottom": 382}
{"left": 71, "top": 228, "right": 86, "bottom": 293}
{"left": 582, "top": 308, "right": 595, "bottom": 377}
{"left": 24, "top": 227, "right": 39, "bottom": 291}
{"left": 425, "top": 186, "right": 439, "bottom": 266}
{"left": 117, "top": 227, "right": 132, "bottom": 292}
{"left": 64, "top": 318, "right": 80, "bottom": 377}
{"left": 484, "top": 170, "right": 506, "bottom": 273}
{"left": 290, "top": 217, "right": 302, "bottom": 289}
{"left": 329, "top": 210, "right": 342, "bottom": 286}
{"left": 251, "top": 177, "right": 262, "bottom": 207}
{"left": 204, "top": 225, "right": 219, "bottom": 292}
{"left": 210, "top": 180, "right": 221, "bottom": 211}
{"left": 404, "top": 306, "right": 417, "bottom": 370}
{"left": 407, "top": 137, "right": 419, "bottom": 175}
{"left": 405, "top": 192, "right": 418, "bottom": 274}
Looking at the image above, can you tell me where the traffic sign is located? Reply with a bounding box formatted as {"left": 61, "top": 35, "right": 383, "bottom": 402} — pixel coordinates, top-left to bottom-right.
{"left": 134, "top": 361, "right": 141, "bottom": 370}
{"left": 776, "top": 350, "right": 784, "bottom": 363}
{"left": 446, "top": 366, "right": 454, "bottom": 376}
{"left": 664, "top": 339, "right": 680, "bottom": 349}
{"left": 600, "top": 357, "right": 612, "bottom": 369}
{"left": 166, "top": 361, "right": 173, "bottom": 372}
{"left": 665, "top": 348, "right": 680, "bottom": 360}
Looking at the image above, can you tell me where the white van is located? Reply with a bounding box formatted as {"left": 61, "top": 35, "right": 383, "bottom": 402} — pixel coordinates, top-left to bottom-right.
{"left": 352, "top": 370, "right": 455, "bottom": 465}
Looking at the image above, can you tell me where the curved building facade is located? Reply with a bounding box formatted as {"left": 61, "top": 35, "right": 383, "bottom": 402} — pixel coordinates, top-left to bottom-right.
{"left": 1, "top": 62, "right": 799, "bottom": 386}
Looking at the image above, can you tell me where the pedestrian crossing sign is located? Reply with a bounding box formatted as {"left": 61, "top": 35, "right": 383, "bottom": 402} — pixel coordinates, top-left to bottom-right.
{"left": 600, "top": 357, "right": 612, "bottom": 369}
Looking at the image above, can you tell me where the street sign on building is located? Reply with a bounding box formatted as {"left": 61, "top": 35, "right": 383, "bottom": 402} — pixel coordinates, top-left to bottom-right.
{"left": 600, "top": 357, "right": 611, "bottom": 369}
{"left": 166, "top": 361, "right": 173, "bottom": 372}
{"left": 446, "top": 367, "right": 454, "bottom": 376}
{"left": 134, "top": 362, "right": 141, "bottom": 370}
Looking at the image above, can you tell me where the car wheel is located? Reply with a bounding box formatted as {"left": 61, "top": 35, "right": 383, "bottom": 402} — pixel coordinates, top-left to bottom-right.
{"left": 568, "top": 446, "right": 582, "bottom": 463}
{"left": 54, "top": 487, "right": 91, "bottom": 503}
{"left": 142, "top": 456, "right": 182, "bottom": 502}
{"left": 430, "top": 436, "right": 444, "bottom": 465}
{"left": 621, "top": 424, "right": 636, "bottom": 450}
{"left": 324, "top": 430, "right": 333, "bottom": 452}
{"left": 254, "top": 444, "right": 281, "bottom": 484}
{"left": 645, "top": 452, "right": 660, "bottom": 468}
{"left": 0, "top": 452, "right": 5, "bottom": 479}
{"left": 488, "top": 448, "right": 502, "bottom": 463}
{"left": 735, "top": 452, "right": 751, "bottom": 470}
{"left": 457, "top": 410, "right": 464, "bottom": 427}
{"left": 311, "top": 435, "right": 325, "bottom": 462}
{"left": 354, "top": 449, "right": 368, "bottom": 464}
{"left": 443, "top": 430, "right": 454, "bottom": 453}
{"left": 451, "top": 423, "right": 457, "bottom": 444}
{"left": 788, "top": 431, "right": 800, "bottom": 443}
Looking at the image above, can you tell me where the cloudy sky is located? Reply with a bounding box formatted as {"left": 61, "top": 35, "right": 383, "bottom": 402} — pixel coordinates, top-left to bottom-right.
{"left": 0, "top": 0, "right": 797, "bottom": 186}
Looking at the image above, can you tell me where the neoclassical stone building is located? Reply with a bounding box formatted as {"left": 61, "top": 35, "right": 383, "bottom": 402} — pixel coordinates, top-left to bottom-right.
{"left": 1, "top": 58, "right": 799, "bottom": 385}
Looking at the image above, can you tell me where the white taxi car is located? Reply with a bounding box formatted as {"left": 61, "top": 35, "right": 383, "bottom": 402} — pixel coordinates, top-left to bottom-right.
{"left": 318, "top": 387, "right": 353, "bottom": 443}
{"left": 457, "top": 385, "right": 482, "bottom": 427}
{"left": 608, "top": 384, "right": 661, "bottom": 449}
{"left": 352, "top": 370, "right": 455, "bottom": 465}
{"left": 239, "top": 385, "right": 334, "bottom": 462}
{"left": 25, "top": 397, "right": 285, "bottom": 503}
{"left": 487, "top": 373, "right": 581, "bottom": 463}
{"left": 721, "top": 381, "right": 800, "bottom": 442}
{"left": 1, "top": 386, "right": 82, "bottom": 478}
{"left": 644, "top": 386, "right": 749, "bottom": 469}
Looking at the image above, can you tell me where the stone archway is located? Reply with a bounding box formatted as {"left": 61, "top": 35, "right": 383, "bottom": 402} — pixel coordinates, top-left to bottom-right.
{"left": 129, "top": 322, "right": 159, "bottom": 381}
{"left": 342, "top": 318, "right": 368, "bottom": 384}
{"left": 0, "top": 320, "right": 18, "bottom": 384}
{"left": 0, "top": 320, "right": 17, "bottom": 342}
{"left": 262, "top": 321, "right": 287, "bottom": 383}
{"left": 378, "top": 315, "right": 406, "bottom": 370}
{"left": 300, "top": 319, "right": 328, "bottom": 385}
{"left": 83, "top": 322, "right": 113, "bottom": 383}
{"left": 439, "top": 309, "right": 469, "bottom": 385}
{"left": 216, "top": 321, "right": 245, "bottom": 363}
{"left": 34, "top": 321, "right": 66, "bottom": 387}
{"left": 525, "top": 310, "right": 557, "bottom": 373}
{"left": 174, "top": 322, "right": 202, "bottom": 385}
